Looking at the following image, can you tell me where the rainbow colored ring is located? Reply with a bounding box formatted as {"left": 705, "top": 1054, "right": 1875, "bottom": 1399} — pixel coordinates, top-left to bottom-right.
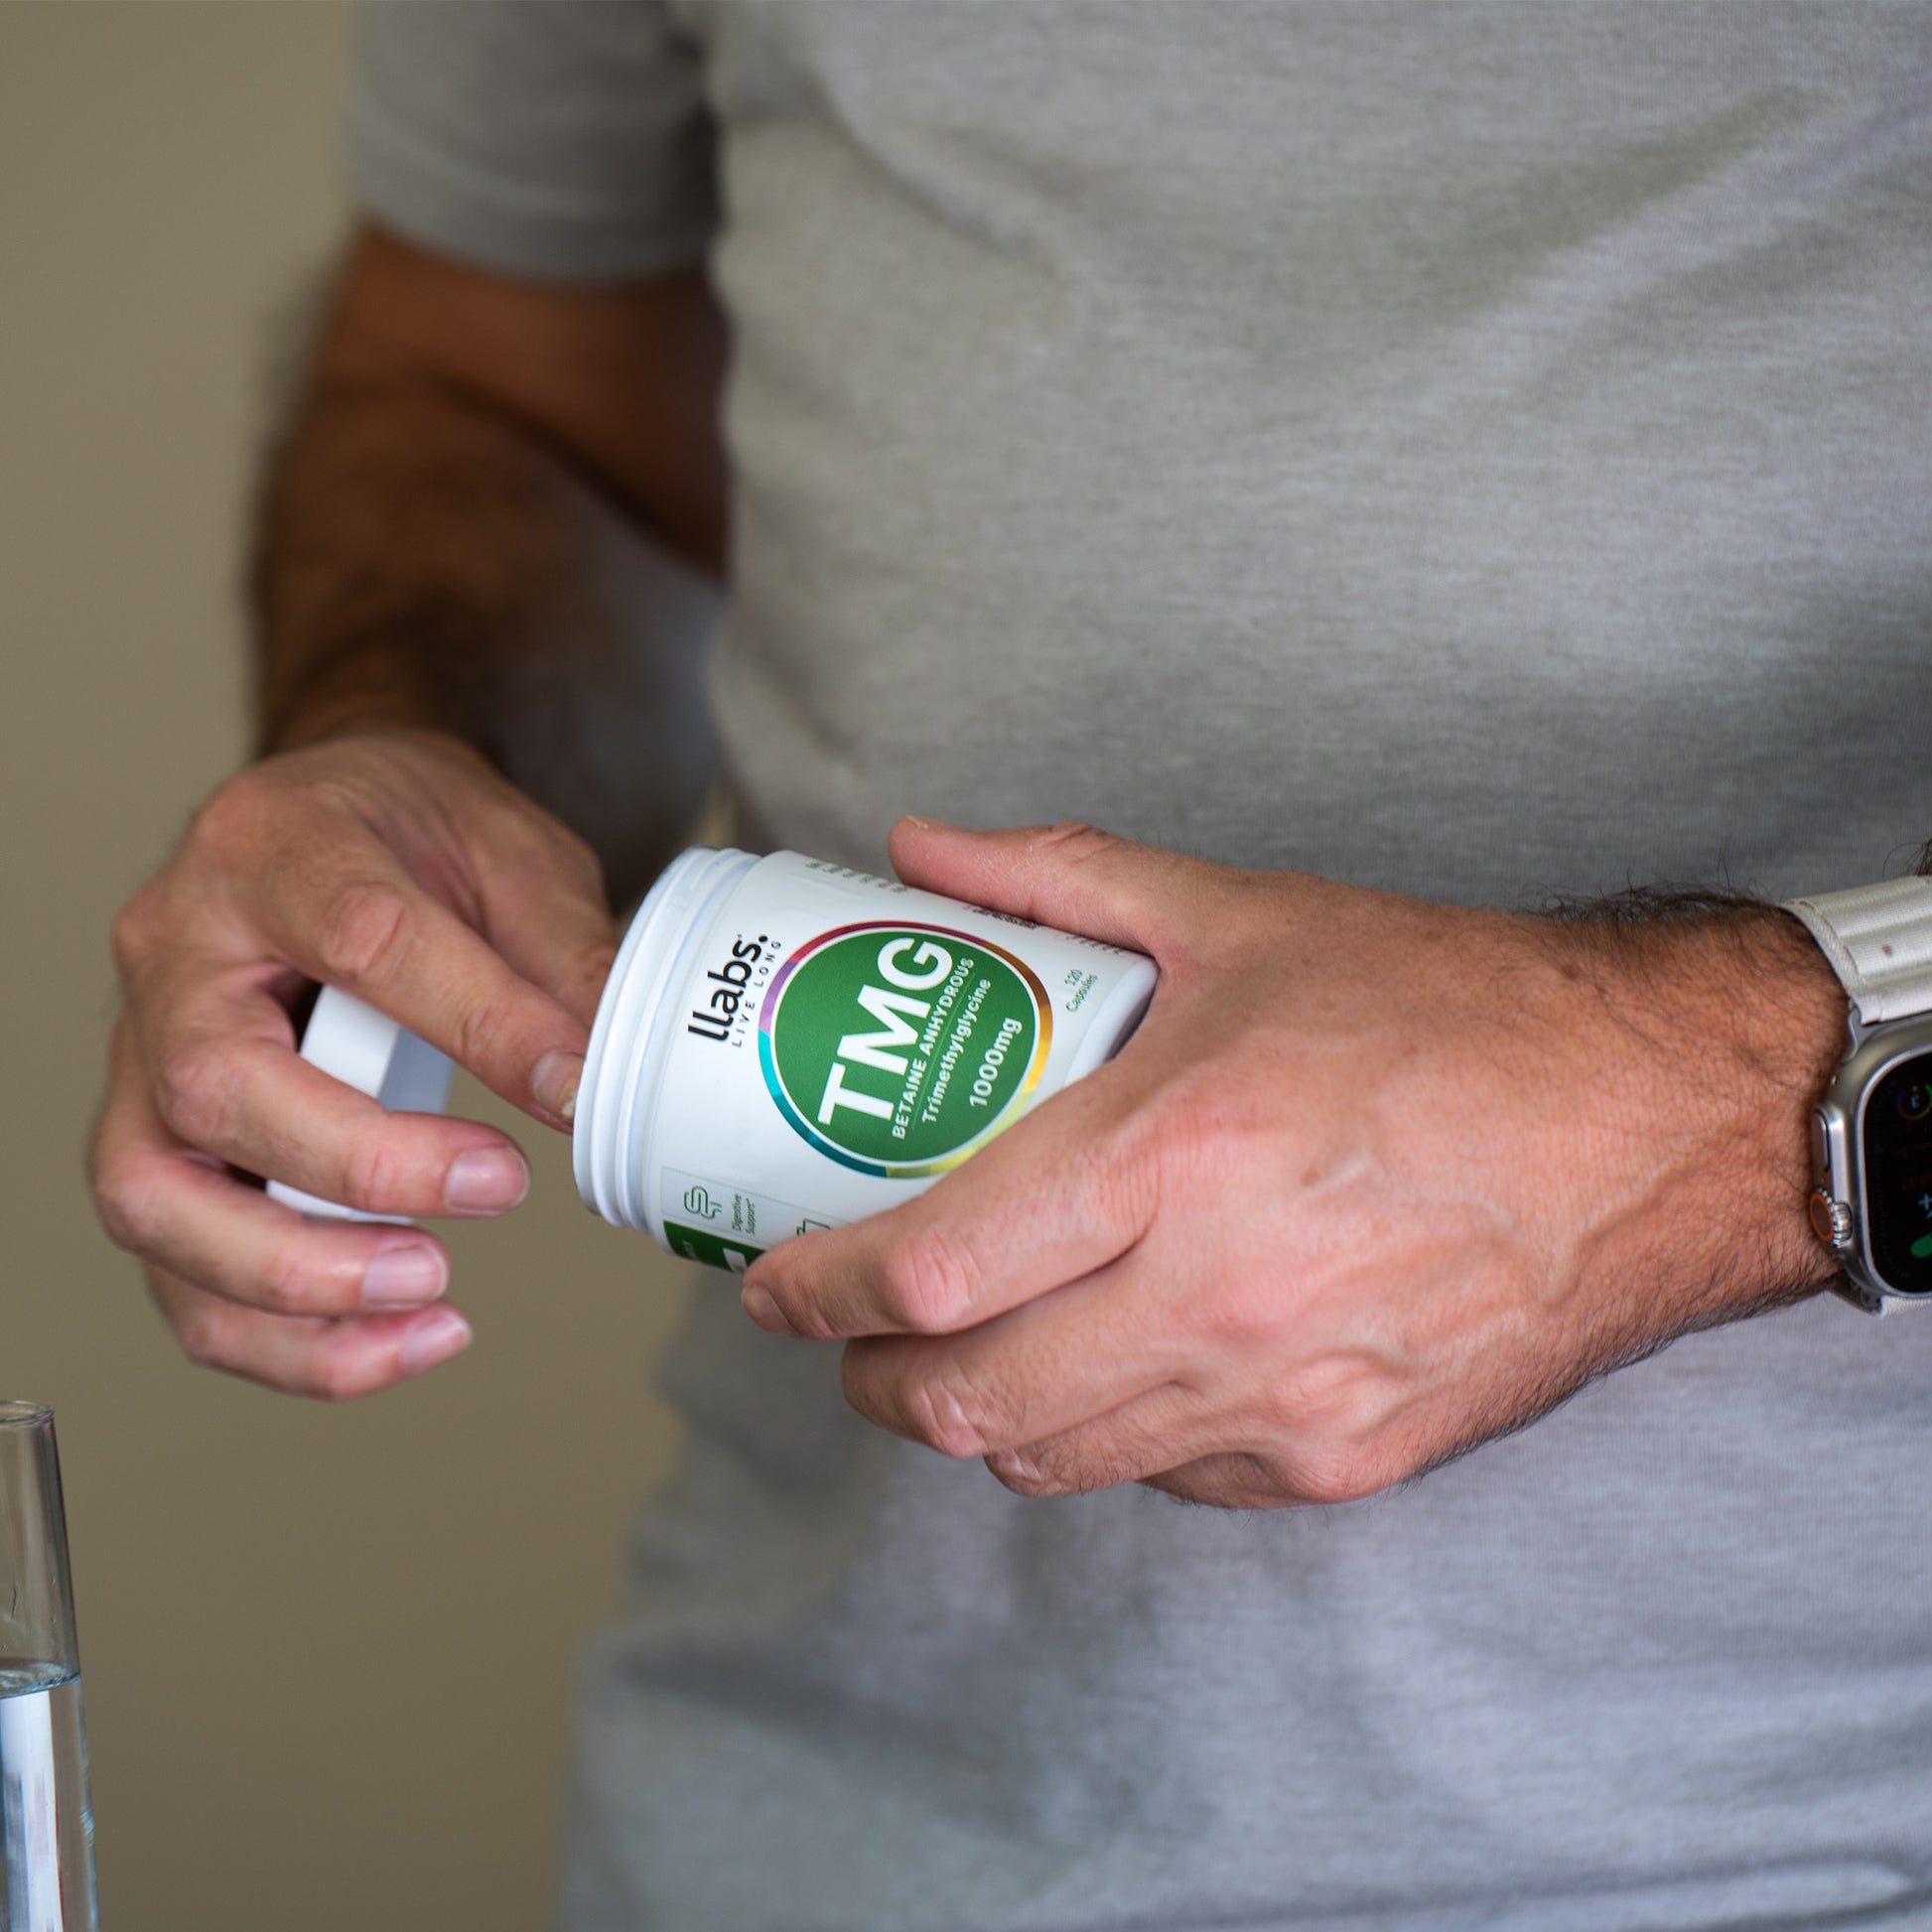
{"left": 759, "top": 920, "right": 1053, "bottom": 1177}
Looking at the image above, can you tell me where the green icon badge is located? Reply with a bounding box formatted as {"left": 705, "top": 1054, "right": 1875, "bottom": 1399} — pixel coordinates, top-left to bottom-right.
{"left": 759, "top": 922, "right": 1050, "bottom": 1176}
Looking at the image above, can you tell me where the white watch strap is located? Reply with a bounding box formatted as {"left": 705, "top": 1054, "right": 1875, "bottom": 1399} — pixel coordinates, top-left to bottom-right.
{"left": 1782, "top": 877, "right": 1932, "bottom": 1026}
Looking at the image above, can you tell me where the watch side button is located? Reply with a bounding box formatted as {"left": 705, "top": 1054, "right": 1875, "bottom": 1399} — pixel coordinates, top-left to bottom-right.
{"left": 1809, "top": 1188, "right": 1854, "bottom": 1252}
{"left": 1810, "top": 1109, "right": 1832, "bottom": 1180}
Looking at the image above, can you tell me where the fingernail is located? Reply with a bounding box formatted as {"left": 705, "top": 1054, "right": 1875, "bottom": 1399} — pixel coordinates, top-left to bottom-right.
{"left": 361, "top": 1244, "right": 447, "bottom": 1308}
{"left": 533, "top": 1050, "right": 583, "bottom": 1124}
{"left": 742, "top": 1284, "right": 797, "bottom": 1336}
{"left": 398, "top": 1307, "right": 473, "bottom": 1378}
{"left": 444, "top": 1148, "right": 529, "bottom": 1213}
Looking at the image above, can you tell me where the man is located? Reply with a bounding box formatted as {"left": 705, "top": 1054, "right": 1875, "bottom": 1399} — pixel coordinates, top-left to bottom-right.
{"left": 92, "top": 4, "right": 1932, "bottom": 1926}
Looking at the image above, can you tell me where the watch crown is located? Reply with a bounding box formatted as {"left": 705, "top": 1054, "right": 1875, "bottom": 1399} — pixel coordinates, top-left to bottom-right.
{"left": 1809, "top": 1188, "right": 1855, "bottom": 1252}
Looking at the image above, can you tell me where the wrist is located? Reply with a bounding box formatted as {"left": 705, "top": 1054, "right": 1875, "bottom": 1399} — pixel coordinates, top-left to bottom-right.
{"left": 1557, "top": 904, "right": 1849, "bottom": 1330}
{"left": 255, "top": 614, "right": 497, "bottom": 760}
{"left": 1708, "top": 909, "right": 1850, "bottom": 1297}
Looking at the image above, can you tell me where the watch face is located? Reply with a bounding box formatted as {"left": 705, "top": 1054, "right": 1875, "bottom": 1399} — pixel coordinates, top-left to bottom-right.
{"left": 1863, "top": 1051, "right": 1932, "bottom": 1295}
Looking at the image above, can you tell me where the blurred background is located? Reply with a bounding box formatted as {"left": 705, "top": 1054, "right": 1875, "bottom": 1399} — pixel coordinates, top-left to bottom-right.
{"left": 2, "top": 7, "right": 696, "bottom": 1925}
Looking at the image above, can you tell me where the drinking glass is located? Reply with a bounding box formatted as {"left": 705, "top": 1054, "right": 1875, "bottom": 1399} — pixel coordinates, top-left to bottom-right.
{"left": 1, "top": 1403, "right": 97, "bottom": 1931}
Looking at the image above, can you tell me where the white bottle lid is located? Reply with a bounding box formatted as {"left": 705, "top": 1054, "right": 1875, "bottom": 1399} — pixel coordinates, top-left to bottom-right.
{"left": 265, "top": 987, "right": 453, "bottom": 1223}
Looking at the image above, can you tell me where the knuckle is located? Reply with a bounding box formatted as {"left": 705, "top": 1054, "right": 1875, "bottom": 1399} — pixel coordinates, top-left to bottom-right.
{"left": 1036, "top": 820, "right": 1112, "bottom": 862}
{"left": 1184, "top": 1273, "right": 1272, "bottom": 1354}
{"left": 338, "top": 1134, "right": 410, "bottom": 1216}
{"left": 986, "top": 1450, "right": 1067, "bottom": 1499}
{"left": 94, "top": 1157, "right": 164, "bottom": 1254}
{"left": 994, "top": 1437, "right": 1137, "bottom": 1498}
{"left": 108, "top": 882, "right": 163, "bottom": 979}
{"left": 1031, "top": 820, "right": 1140, "bottom": 897}
{"left": 186, "top": 771, "right": 269, "bottom": 860}
{"left": 449, "top": 996, "right": 519, "bottom": 1080}
{"left": 254, "top": 1242, "right": 327, "bottom": 1317}
{"left": 313, "top": 882, "right": 412, "bottom": 988}
{"left": 875, "top": 1228, "right": 979, "bottom": 1333}
{"left": 1270, "top": 1350, "right": 1384, "bottom": 1441}
{"left": 171, "top": 1302, "right": 231, "bottom": 1375}
{"left": 548, "top": 822, "right": 608, "bottom": 897}
{"left": 902, "top": 1357, "right": 1010, "bottom": 1459}
{"left": 154, "top": 1039, "right": 239, "bottom": 1147}
{"left": 780, "top": 1288, "right": 838, "bottom": 1344}
{"left": 1293, "top": 1443, "right": 1379, "bottom": 1507}
{"left": 303, "top": 1350, "right": 371, "bottom": 1405}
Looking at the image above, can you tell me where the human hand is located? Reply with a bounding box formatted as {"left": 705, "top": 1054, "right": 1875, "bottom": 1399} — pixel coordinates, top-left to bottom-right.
{"left": 92, "top": 730, "right": 617, "bottom": 1399}
{"left": 741, "top": 821, "right": 1847, "bottom": 1507}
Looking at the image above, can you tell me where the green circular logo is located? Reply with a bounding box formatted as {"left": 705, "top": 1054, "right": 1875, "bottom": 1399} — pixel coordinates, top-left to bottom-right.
{"left": 759, "top": 923, "right": 1050, "bottom": 1175}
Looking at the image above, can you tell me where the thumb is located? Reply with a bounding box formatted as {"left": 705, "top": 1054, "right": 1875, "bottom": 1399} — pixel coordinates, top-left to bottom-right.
{"left": 887, "top": 819, "right": 1213, "bottom": 961}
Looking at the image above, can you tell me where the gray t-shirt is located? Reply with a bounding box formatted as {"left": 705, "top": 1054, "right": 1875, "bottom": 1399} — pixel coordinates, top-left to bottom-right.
{"left": 346, "top": 6, "right": 1932, "bottom": 1926}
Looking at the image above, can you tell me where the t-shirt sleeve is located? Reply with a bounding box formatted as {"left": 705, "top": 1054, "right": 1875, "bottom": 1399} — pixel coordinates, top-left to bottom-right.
{"left": 344, "top": 0, "right": 718, "bottom": 282}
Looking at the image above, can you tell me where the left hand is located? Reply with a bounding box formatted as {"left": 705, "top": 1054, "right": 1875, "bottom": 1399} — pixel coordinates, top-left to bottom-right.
{"left": 740, "top": 820, "right": 1847, "bottom": 1508}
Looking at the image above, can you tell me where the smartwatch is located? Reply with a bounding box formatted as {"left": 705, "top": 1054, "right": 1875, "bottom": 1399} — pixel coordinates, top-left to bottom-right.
{"left": 1783, "top": 877, "right": 1932, "bottom": 1314}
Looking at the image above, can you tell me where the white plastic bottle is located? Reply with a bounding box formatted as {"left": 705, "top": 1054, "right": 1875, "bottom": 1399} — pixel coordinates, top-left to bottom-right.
{"left": 572, "top": 849, "right": 1158, "bottom": 1270}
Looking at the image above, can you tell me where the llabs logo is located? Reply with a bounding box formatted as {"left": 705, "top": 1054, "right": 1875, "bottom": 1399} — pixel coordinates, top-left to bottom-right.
{"left": 685, "top": 933, "right": 772, "bottom": 1043}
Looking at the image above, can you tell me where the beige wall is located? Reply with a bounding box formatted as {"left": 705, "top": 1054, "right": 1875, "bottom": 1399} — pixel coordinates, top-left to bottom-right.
{"left": 1, "top": 7, "right": 693, "bottom": 1925}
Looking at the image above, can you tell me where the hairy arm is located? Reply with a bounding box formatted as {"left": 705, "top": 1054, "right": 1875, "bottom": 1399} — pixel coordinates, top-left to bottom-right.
{"left": 93, "top": 226, "right": 730, "bottom": 1398}
{"left": 256, "top": 223, "right": 729, "bottom": 898}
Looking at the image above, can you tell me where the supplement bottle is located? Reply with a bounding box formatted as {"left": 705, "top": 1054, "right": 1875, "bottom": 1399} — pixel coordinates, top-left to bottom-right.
{"left": 572, "top": 848, "right": 1158, "bottom": 1270}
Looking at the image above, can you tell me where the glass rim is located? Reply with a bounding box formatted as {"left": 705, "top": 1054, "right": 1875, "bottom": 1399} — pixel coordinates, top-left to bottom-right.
{"left": 0, "top": 1400, "right": 54, "bottom": 1429}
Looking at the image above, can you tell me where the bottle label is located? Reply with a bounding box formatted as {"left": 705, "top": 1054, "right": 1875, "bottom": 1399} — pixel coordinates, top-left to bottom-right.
{"left": 657, "top": 1169, "right": 842, "bottom": 1272}
{"left": 759, "top": 922, "right": 1051, "bottom": 1175}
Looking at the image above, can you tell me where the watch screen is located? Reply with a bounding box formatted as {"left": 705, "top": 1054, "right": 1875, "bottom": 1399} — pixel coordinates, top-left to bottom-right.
{"left": 1863, "top": 1051, "right": 1932, "bottom": 1295}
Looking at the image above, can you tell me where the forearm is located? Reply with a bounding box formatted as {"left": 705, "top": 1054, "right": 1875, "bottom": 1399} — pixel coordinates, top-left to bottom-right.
{"left": 250, "top": 255, "right": 724, "bottom": 905}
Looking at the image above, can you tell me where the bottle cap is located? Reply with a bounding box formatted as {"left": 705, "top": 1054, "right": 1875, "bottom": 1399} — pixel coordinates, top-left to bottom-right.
{"left": 265, "top": 987, "right": 453, "bottom": 1223}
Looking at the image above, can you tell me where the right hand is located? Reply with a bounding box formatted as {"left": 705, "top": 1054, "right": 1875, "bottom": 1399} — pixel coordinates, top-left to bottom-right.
{"left": 91, "top": 729, "right": 618, "bottom": 1399}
